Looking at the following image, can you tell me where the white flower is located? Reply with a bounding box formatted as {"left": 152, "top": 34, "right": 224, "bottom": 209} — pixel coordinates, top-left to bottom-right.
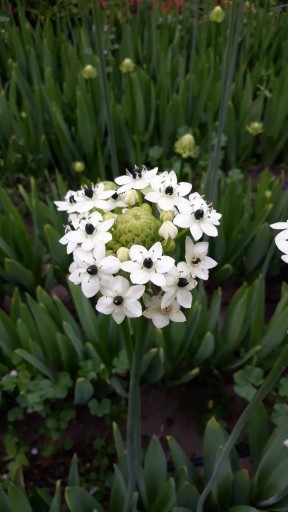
{"left": 145, "top": 170, "right": 192, "bottom": 211}
{"left": 183, "top": 237, "right": 217, "bottom": 279}
{"left": 161, "top": 263, "right": 197, "bottom": 308}
{"left": 158, "top": 221, "right": 178, "bottom": 241}
{"left": 271, "top": 220, "right": 288, "bottom": 263}
{"left": 61, "top": 211, "right": 114, "bottom": 253}
{"left": 64, "top": 183, "right": 115, "bottom": 214}
{"left": 96, "top": 276, "right": 145, "bottom": 324}
{"left": 143, "top": 295, "right": 186, "bottom": 328}
{"left": 115, "top": 166, "right": 158, "bottom": 194}
{"left": 121, "top": 241, "right": 174, "bottom": 287}
{"left": 54, "top": 189, "right": 80, "bottom": 212}
{"left": 69, "top": 246, "right": 120, "bottom": 298}
{"left": 174, "top": 193, "right": 221, "bottom": 240}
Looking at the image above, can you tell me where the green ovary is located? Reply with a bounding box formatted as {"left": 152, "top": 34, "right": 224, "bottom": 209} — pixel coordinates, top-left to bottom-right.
{"left": 111, "top": 205, "right": 161, "bottom": 250}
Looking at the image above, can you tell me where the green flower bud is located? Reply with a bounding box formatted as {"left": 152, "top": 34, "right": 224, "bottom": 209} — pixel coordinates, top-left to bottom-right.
{"left": 123, "top": 189, "right": 139, "bottom": 206}
{"left": 159, "top": 221, "right": 178, "bottom": 241}
{"left": 246, "top": 122, "right": 264, "bottom": 136}
{"left": 209, "top": 5, "right": 225, "bottom": 23}
{"left": 112, "top": 205, "right": 161, "bottom": 250}
{"left": 162, "top": 239, "right": 176, "bottom": 253}
{"left": 81, "top": 64, "right": 98, "bottom": 79}
{"left": 160, "top": 210, "right": 174, "bottom": 222}
{"left": 72, "top": 161, "right": 85, "bottom": 173}
{"left": 116, "top": 247, "right": 130, "bottom": 262}
{"left": 174, "top": 133, "right": 199, "bottom": 159}
{"left": 119, "top": 58, "right": 135, "bottom": 73}
{"left": 101, "top": 181, "right": 117, "bottom": 191}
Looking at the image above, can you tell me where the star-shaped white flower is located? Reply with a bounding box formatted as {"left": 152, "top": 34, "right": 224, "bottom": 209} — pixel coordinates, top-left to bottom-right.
{"left": 183, "top": 237, "right": 217, "bottom": 279}
{"left": 161, "top": 263, "right": 197, "bottom": 308}
{"left": 145, "top": 170, "right": 192, "bottom": 211}
{"left": 69, "top": 246, "right": 120, "bottom": 298}
{"left": 96, "top": 276, "right": 145, "bottom": 324}
{"left": 66, "top": 183, "right": 115, "bottom": 214}
{"left": 60, "top": 211, "right": 114, "bottom": 253}
{"left": 121, "top": 241, "right": 175, "bottom": 287}
{"left": 143, "top": 295, "right": 186, "bottom": 328}
{"left": 54, "top": 189, "right": 81, "bottom": 212}
{"left": 174, "top": 193, "right": 221, "bottom": 240}
{"left": 115, "top": 166, "right": 158, "bottom": 194}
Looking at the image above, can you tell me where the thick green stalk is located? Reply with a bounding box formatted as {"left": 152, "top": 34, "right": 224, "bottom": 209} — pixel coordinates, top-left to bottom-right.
{"left": 196, "top": 341, "right": 288, "bottom": 512}
{"left": 123, "top": 319, "right": 147, "bottom": 512}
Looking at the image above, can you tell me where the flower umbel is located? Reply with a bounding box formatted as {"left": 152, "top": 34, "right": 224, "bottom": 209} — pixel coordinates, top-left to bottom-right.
{"left": 55, "top": 166, "right": 221, "bottom": 325}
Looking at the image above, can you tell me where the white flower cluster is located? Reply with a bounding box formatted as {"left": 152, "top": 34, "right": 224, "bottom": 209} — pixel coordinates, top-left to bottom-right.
{"left": 271, "top": 220, "right": 288, "bottom": 263}
{"left": 55, "top": 166, "right": 221, "bottom": 328}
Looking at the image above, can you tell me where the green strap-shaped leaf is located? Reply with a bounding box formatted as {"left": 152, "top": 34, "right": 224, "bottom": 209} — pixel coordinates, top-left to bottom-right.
{"left": 144, "top": 436, "right": 167, "bottom": 505}
{"left": 8, "top": 483, "right": 33, "bottom": 512}
{"left": 49, "top": 480, "right": 61, "bottom": 512}
{"left": 150, "top": 478, "right": 177, "bottom": 512}
{"left": 65, "top": 487, "right": 104, "bottom": 512}
{"left": 67, "top": 455, "right": 80, "bottom": 487}
{"left": 15, "top": 348, "right": 54, "bottom": 379}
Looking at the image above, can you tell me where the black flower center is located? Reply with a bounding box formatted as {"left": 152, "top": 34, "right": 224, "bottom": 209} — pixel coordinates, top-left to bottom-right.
{"left": 165, "top": 185, "right": 174, "bottom": 195}
{"left": 178, "top": 277, "right": 189, "bottom": 288}
{"left": 112, "top": 192, "right": 118, "bottom": 200}
{"left": 84, "top": 187, "right": 94, "bottom": 198}
{"left": 69, "top": 194, "right": 76, "bottom": 204}
{"left": 192, "top": 257, "right": 201, "bottom": 265}
{"left": 68, "top": 222, "right": 75, "bottom": 231}
{"left": 194, "top": 209, "right": 204, "bottom": 220}
{"left": 113, "top": 295, "right": 124, "bottom": 306}
{"left": 85, "top": 223, "right": 95, "bottom": 235}
{"left": 132, "top": 166, "right": 141, "bottom": 179}
{"left": 143, "top": 257, "right": 153, "bottom": 269}
{"left": 87, "top": 265, "right": 98, "bottom": 275}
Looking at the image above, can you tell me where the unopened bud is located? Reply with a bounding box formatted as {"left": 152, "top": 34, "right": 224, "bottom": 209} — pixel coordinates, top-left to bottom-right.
{"left": 81, "top": 64, "right": 98, "bottom": 79}
{"left": 123, "top": 189, "right": 139, "bottom": 206}
{"left": 119, "top": 58, "right": 135, "bottom": 73}
{"left": 72, "top": 161, "right": 85, "bottom": 173}
{"left": 174, "top": 133, "right": 198, "bottom": 159}
{"left": 159, "top": 221, "right": 178, "bottom": 241}
{"left": 160, "top": 210, "right": 174, "bottom": 222}
{"left": 117, "top": 247, "right": 130, "bottom": 262}
{"left": 209, "top": 5, "right": 225, "bottom": 23}
{"left": 246, "top": 122, "right": 264, "bottom": 136}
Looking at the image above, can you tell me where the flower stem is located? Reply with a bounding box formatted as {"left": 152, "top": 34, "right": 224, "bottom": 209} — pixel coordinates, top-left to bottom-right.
{"left": 123, "top": 319, "right": 148, "bottom": 511}
{"left": 175, "top": 228, "right": 189, "bottom": 240}
{"left": 196, "top": 341, "right": 288, "bottom": 512}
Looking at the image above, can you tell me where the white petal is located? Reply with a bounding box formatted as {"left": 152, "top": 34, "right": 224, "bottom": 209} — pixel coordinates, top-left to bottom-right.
{"left": 158, "top": 196, "right": 175, "bottom": 211}
{"left": 81, "top": 238, "right": 95, "bottom": 251}
{"left": 114, "top": 276, "right": 129, "bottom": 296}
{"left": 174, "top": 213, "right": 192, "bottom": 229}
{"left": 92, "top": 244, "right": 106, "bottom": 262}
{"left": 276, "top": 239, "right": 288, "bottom": 253}
{"left": 69, "top": 268, "right": 85, "bottom": 284}
{"left": 177, "top": 182, "right": 192, "bottom": 196}
{"left": 176, "top": 290, "right": 192, "bottom": 308}
{"left": 270, "top": 222, "right": 288, "bottom": 230}
{"left": 100, "top": 255, "right": 121, "bottom": 274}
{"left": 275, "top": 229, "right": 288, "bottom": 241}
{"left": 205, "top": 256, "right": 218, "bottom": 269}
{"left": 81, "top": 276, "right": 100, "bottom": 298}
{"left": 144, "top": 191, "right": 161, "bottom": 204}
{"left": 130, "top": 269, "right": 151, "bottom": 284}
{"left": 112, "top": 308, "right": 126, "bottom": 324}
{"left": 200, "top": 221, "right": 218, "bottom": 237}
{"left": 121, "top": 261, "right": 141, "bottom": 273}
{"left": 96, "top": 296, "right": 115, "bottom": 314}
{"left": 125, "top": 285, "right": 145, "bottom": 300}
{"left": 161, "top": 291, "right": 176, "bottom": 308}
{"left": 149, "top": 241, "right": 163, "bottom": 259}
{"left": 130, "top": 245, "right": 148, "bottom": 262}
{"left": 124, "top": 299, "right": 142, "bottom": 317}
{"left": 150, "top": 272, "right": 166, "bottom": 287}
{"left": 151, "top": 312, "right": 169, "bottom": 328}
{"left": 155, "top": 255, "right": 175, "bottom": 273}
{"left": 190, "top": 223, "right": 203, "bottom": 241}
{"left": 169, "top": 309, "right": 186, "bottom": 323}
{"left": 281, "top": 254, "right": 288, "bottom": 263}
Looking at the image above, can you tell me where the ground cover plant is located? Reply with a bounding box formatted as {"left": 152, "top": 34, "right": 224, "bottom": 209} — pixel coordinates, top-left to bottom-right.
{"left": 0, "top": 0, "right": 288, "bottom": 511}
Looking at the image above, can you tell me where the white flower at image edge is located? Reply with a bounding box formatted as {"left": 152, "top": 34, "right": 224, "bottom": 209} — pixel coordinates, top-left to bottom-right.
{"left": 121, "top": 241, "right": 175, "bottom": 286}
{"left": 96, "top": 276, "right": 145, "bottom": 324}
{"left": 271, "top": 221, "right": 288, "bottom": 263}
{"left": 143, "top": 295, "right": 186, "bottom": 328}
{"left": 183, "top": 237, "right": 217, "bottom": 279}
{"left": 69, "top": 245, "right": 120, "bottom": 298}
